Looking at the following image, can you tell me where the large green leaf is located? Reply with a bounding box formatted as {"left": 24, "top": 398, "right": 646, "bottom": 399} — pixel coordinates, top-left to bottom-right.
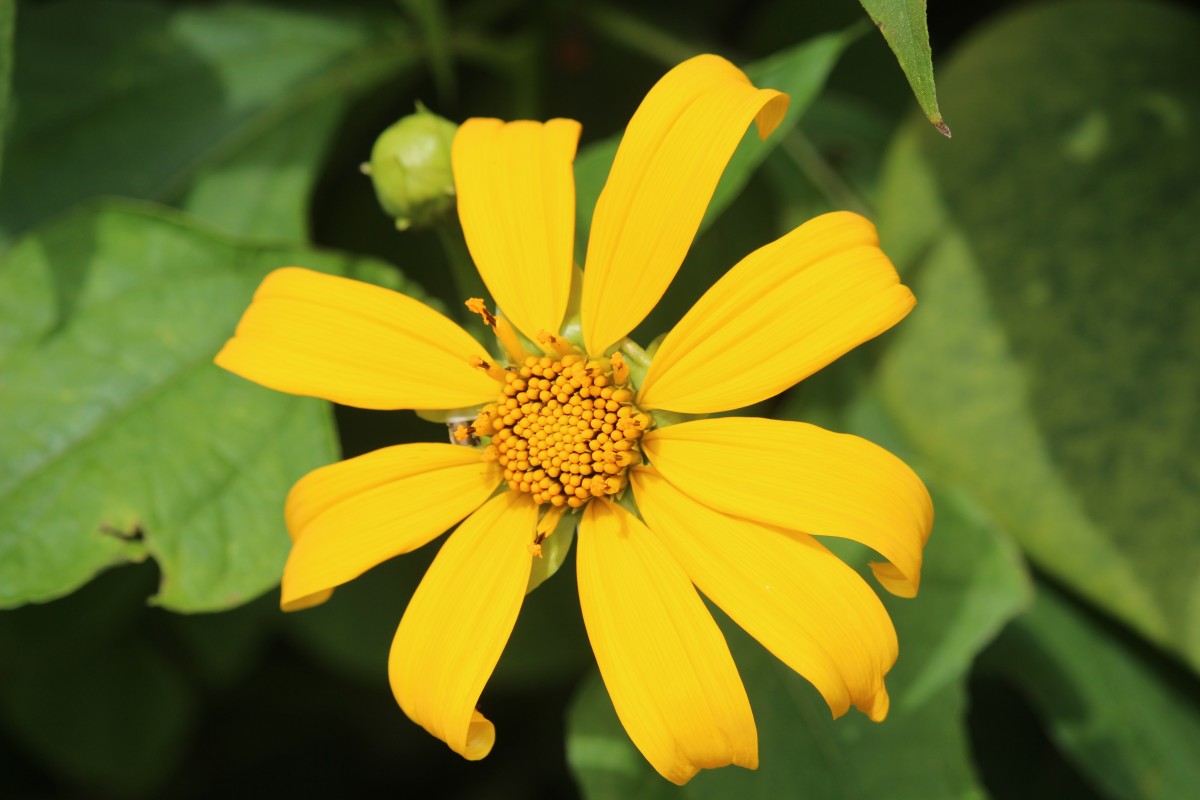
{"left": 0, "top": 1, "right": 414, "bottom": 245}
{"left": 873, "top": 0, "right": 1200, "bottom": 669}
{"left": 0, "top": 202, "right": 418, "bottom": 611}
{"left": 857, "top": 0, "right": 947, "bottom": 135}
{"left": 568, "top": 437, "right": 1030, "bottom": 796}
{"left": 981, "top": 583, "right": 1200, "bottom": 799}
{"left": 573, "top": 29, "right": 853, "bottom": 259}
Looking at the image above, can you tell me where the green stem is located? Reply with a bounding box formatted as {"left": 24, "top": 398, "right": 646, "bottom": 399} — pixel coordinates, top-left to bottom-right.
{"left": 457, "top": 0, "right": 525, "bottom": 29}
{"left": 434, "top": 221, "right": 489, "bottom": 337}
{"left": 578, "top": 2, "right": 700, "bottom": 67}
{"left": 394, "top": 0, "right": 456, "bottom": 102}
{"left": 780, "top": 130, "right": 872, "bottom": 216}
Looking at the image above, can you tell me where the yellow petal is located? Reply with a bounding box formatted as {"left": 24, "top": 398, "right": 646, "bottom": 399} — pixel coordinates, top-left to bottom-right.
{"left": 638, "top": 212, "right": 915, "bottom": 413}
{"left": 631, "top": 467, "right": 896, "bottom": 720}
{"left": 388, "top": 491, "right": 537, "bottom": 759}
{"left": 281, "top": 443, "right": 500, "bottom": 610}
{"left": 581, "top": 55, "right": 789, "bottom": 354}
{"left": 642, "top": 418, "right": 932, "bottom": 597}
{"left": 577, "top": 500, "right": 757, "bottom": 785}
{"left": 453, "top": 118, "right": 581, "bottom": 342}
{"left": 215, "top": 267, "right": 497, "bottom": 410}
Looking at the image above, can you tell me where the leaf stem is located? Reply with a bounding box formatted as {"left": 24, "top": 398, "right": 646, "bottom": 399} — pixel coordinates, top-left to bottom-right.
{"left": 780, "top": 130, "right": 872, "bottom": 216}
{"left": 434, "top": 220, "right": 489, "bottom": 336}
{"left": 578, "top": 2, "right": 700, "bottom": 67}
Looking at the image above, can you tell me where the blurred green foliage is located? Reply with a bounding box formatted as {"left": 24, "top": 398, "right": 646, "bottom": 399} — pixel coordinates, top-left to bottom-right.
{"left": 0, "top": 0, "right": 12, "bottom": 180}
{"left": 0, "top": 203, "right": 423, "bottom": 611}
{"left": 875, "top": 0, "right": 1200, "bottom": 670}
{"left": 1, "top": 0, "right": 1198, "bottom": 798}
{"left": 0, "top": 1, "right": 417, "bottom": 246}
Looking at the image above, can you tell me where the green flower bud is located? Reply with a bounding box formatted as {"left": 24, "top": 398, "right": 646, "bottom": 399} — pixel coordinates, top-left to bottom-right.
{"left": 365, "top": 104, "right": 457, "bottom": 231}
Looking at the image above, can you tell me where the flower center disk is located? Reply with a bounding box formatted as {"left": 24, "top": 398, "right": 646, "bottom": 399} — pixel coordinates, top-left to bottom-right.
{"left": 474, "top": 354, "right": 649, "bottom": 508}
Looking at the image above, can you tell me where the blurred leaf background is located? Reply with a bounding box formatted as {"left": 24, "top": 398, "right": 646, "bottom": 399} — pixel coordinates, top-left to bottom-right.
{"left": 1, "top": 0, "right": 1198, "bottom": 797}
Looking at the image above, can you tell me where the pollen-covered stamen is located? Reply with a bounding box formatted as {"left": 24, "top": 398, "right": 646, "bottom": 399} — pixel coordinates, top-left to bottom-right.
{"left": 477, "top": 354, "right": 647, "bottom": 508}
{"left": 468, "top": 354, "right": 508, "bottom": 382}
{"left": 529, "top": 504, "right": 568, "bottom": 556}
{"left": 453, "top": 423, "right": 475, "bottom": 442}
{"left": 464, "top": 297, "right": 497, "bottom": 328}
{"left": 610, "top": 351, "right": 629, "bottom": 384}
{"left": 536, "top": 330, "right": 575, "bottom": 358}
{"left": 465, "top": 297, "right": 531, "bottom": 362}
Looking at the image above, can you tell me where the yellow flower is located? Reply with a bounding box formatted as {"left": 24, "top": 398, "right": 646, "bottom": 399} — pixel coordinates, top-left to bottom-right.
{"left": 215, "top": 54, "right": 932, "bottom": 785}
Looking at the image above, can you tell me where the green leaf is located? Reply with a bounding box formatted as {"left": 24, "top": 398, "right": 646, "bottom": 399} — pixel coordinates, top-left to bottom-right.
{"left": 568, "top": 438, "right": 1030, "bottom": 796}
{"left": 981, "top": 583, "right": 1200, "bottom": 800}
{"left": 0, "top": 0, "right": 14, "bottom": 181}
{"left": 0, "top": 201, "right": 420, "bottom": 611}
{"left": 180, "top": 94, "right": 350, "bottom": 242}
{"left": 573, "top": 30, "right": 853, "bottom": 258}
{"left": 873, "top": 0, "right": 1200, "bottom": 669}
{"left": 0, "top": 1, "right": 415, "bottom": 245}
{"left": 857, "top": 0, "right": 948, "bottom": 135}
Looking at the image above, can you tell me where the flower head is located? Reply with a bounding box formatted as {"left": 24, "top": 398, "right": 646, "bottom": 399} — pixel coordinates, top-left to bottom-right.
{"left": 216, "top": 54, "right": 932, "bottom": 785}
